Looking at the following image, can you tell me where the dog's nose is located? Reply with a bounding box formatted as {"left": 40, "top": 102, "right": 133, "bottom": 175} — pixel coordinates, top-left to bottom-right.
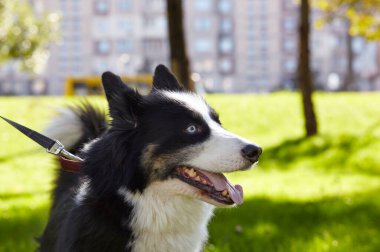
{"left": 241, "top": 144, "right": 262, "bottom": 162}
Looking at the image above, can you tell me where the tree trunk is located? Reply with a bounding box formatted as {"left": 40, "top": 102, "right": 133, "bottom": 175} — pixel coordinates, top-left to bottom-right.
{"left": 373, "top": 42, "right": 380, "bottom": 91}
{"left": 343, "top": 20, "right": 355, "bottom": 91}
{"left": 166, "top": 0, "right": 194, "bottom": 91}
{"left": 298, "top": 0, "right": 318, "bottom": 136}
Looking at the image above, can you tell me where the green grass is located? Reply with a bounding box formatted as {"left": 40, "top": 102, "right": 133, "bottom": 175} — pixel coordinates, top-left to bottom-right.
{"left": 0, "top": 92, "right": 380, "bottom": 252}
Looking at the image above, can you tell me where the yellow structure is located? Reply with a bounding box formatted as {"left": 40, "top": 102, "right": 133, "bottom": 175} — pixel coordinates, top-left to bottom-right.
{"left": 65, "top": 75, "right": 153, "bottom": 95}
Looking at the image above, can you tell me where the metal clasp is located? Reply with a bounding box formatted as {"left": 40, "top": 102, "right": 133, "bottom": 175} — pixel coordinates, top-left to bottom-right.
{"left": 47, "top": 140, "right": 65, "bottom": 155}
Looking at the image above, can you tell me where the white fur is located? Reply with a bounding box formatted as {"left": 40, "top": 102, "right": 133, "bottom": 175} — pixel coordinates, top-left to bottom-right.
{"left": 44, "top": 108, "right": 83, "bottom": 150}
{"left": 162, "top": 91, "right": 258, "bottom": 172}
{"left": 118, "top": 179, "right": 214, "bottom": 252}
{"left": 81, "top": 137, "right": 100, "bottom": 153}
{"left": 75, "top": 178, "right": 91, "bottom": 205}
{"left": 188, "top": 121, "right": 255, "bottom": 172}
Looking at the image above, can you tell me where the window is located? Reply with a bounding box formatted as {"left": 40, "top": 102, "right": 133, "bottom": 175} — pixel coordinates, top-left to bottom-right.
{"left": 72, "top": 62, "right": 83, "bottom": 73}
{"left": 284, "top": 59, "right": 297, "bottom": 72}
{"left": 60, "top": 0, "right": 67, "bottom": 11}
{"left": 260, "top": 45, "right": 267, "bottom": 54}
{"left": 95, "top": 40, "right": 111, "bottom": 54}
{"left": 219, "top": 58, "right": 233, "bottom": 73}
{"left": 194, "top": 0, "right": 212, "bottom": 11}
{"left": 143, "top": 16, "right": 166, "bottom": 29}
{"left": 219, "top": 37, "right": 233, "bottom": 53}
{"left": 352, "top": 37, "right": 364, "bottom": 53}
{"left": 219, "top": 0, "right": 231, "bottom": 13}
{"left": 260, "top": 24, "right": 267, "bottom": 33}
{"left": 143, "top": 39, "right": 163, "bottom": 52}
{"left": 94, "top": 0, "right": 109, "bottom": 14}
{"left": 156, "top": 16, "right": 167, "bottom": 30}
{"left": 118, "top": 0, "right": 132, "bottom": 11}
{"left": 220, "top": 18, "right": 232, "bottom": 33}
{"left": 195, "top": 38, "right": 212, "bottom": 52}
{"left": 71, "top": 34, "right": 81, "bottom": 41}
{"left": 284, "top": 18, "right": 296, "bottom": 31}
{"left": 194, "top": 18, "right": 212, "bottom": 31}
{"left": 94, "top": 19, "right": 109, "bottom": 33}
{"left": 72, "top": 20, "right": 81, "bottom": 32}
{"left": 144, "top": 0, "right": 164, "bottom": 8}
{"left": 284, "top": 0, "right": 294, "bottom": 9}
{"left": 283, "top": 39, "right": 296, "bottom": 51}
{"left": 118, "top": 19, "right": 132, "bottom": 32}
{"left": 116, "top": 39, "right": 133, "bottom": 53}
{"left": 72, "top": 1, "right": 80, "bottom": 12}
{"left": 261, "top": 0, "right": 267, "bottom": 11}
{"left": 143, "top": 16, "right": 153, "bottom": 27}
{"left": 72, "top": 42, "right": 82, "bottom": 52}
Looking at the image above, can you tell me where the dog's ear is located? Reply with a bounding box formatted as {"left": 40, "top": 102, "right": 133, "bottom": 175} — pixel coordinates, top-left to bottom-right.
{"left": 152, "top": 64, "right": 184, "bottom": 91}
{"left": 102, "top": 71, "right": 142, "bottom": 127}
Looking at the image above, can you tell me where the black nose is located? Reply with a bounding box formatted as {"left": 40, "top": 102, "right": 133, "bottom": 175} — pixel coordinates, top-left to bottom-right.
{"left": 241, "top": 144, "right": 262, "bottom": 162}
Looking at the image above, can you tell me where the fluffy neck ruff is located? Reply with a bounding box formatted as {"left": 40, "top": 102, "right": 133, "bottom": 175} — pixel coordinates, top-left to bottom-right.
{"left": 118, "top": 180, "right": 215, "bottom": 252}
{"left": 80, "top": 134, "right": 215, "bottom": 251}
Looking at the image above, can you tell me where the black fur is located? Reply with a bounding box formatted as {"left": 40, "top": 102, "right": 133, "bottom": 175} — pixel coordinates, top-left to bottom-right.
{"left": 152, "top": 64, "right": 184, "bottom": 92}
{"left": 38, "top": 65, "right": 214, "bottom": 251}
{"left": 38, "top": 103, "right": 109, "bottom": 251}
{"left": 69, "top": 102, "right": 108, "bottom": 153}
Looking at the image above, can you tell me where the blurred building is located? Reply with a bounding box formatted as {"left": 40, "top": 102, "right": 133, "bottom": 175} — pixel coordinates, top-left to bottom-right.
{"left": 1, "top": 0, "right": 379, "bottom": 94}
{"left": 40, "top": 0, "right": 169, "bottom": 94}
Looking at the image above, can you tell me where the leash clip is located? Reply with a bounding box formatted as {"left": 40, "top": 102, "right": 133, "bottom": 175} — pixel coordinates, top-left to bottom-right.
{"left": 47, "top": 140, "right": 83, "bottom": 162}
{"left": 47, "top": 140, "right": 65, "bottom": 155}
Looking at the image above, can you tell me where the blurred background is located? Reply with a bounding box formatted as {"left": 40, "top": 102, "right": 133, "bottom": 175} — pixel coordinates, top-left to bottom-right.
{"left": 1, "top": 0, "right": 380, "bottom": 95}
{"left": 1, "top": 0, "right": 380, "bottom": 252}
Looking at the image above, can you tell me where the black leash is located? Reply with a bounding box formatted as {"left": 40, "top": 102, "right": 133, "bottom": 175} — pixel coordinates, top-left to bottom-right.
{"left": 0, "top": 116, "right": 83, "bottom": 163}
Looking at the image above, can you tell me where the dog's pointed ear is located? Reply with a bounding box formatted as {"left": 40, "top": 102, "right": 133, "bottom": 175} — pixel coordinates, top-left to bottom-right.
{"left": 102, "top": 71, "right": 142, "bottom": 126}
{"left": 152, "top": 64, "right": 184, "bottom": 91}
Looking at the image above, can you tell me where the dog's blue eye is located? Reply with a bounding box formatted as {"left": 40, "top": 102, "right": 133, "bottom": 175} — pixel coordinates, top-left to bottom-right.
{"left": 185, "top": 125, "right": 198, "bottom": 134}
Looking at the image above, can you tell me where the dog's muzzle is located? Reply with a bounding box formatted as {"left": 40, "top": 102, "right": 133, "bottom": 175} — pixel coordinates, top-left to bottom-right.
{"left": 241, "top": 144, "right": 262, "bottom": 163}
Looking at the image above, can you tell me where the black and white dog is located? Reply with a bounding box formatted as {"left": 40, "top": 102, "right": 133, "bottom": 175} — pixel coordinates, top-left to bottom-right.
{"left": 38, "top": 65, "right": 261, "bottom": 252}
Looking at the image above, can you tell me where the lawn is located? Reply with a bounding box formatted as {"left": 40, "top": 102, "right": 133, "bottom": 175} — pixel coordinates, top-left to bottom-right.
{"left": 0, "top": 92, "right": 379, "bottom": 252}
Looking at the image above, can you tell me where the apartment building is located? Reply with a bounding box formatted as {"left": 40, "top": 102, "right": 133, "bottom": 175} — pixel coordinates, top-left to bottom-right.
{"left": 40, "top": 0, "right": 169, "bottom": 94}
{"left": 1, "top": 0, "right": 378, "bottom": 94}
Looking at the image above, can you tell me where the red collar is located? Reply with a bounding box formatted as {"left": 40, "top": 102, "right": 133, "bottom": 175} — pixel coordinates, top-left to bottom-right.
{"left": 59, "top": 156, "right": 81, "bottom": 173}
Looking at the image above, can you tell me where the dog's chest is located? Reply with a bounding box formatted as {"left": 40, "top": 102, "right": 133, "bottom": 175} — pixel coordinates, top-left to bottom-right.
{"left": 118, "top": 185, "right": 214, "bottom": 252}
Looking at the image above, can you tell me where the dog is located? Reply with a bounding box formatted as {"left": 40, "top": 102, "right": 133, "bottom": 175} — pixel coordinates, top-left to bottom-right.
{"left": 38, "top": 65, "right": 262, "bottom": 252}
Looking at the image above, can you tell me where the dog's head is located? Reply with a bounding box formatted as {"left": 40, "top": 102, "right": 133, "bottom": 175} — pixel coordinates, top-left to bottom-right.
{"left": 98, "top": 65, "right": 261, "bottom": 207}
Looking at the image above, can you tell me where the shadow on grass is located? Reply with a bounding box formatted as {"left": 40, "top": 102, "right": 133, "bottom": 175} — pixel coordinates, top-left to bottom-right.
{"left": 1, "top": 190, "right": 379, "bottom": 252}
{"left": 207, "top": 189, "right": 380, "bottom": 252}
{"left": 0, "top": 191, "right": 48, "bottom": 200}
{"left": 260, "top": 130, "right": 380, "bottom": 175}
{"left": 0, "top": 203, "right": 49, "bottom": 252}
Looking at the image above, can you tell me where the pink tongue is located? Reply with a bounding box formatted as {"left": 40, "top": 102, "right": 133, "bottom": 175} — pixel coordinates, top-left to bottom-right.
{"left": 199, "top": 170, "right": 244, "bottom": 205}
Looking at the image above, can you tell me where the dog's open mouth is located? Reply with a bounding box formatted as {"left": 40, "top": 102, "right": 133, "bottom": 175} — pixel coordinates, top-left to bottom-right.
{"left": 173, "top": 166, "right": 243, "bottom": 205}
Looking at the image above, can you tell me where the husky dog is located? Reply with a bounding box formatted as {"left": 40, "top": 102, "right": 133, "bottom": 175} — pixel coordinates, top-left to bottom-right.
{"left": 38, "top": 65, "right": 261, "bottom": 252}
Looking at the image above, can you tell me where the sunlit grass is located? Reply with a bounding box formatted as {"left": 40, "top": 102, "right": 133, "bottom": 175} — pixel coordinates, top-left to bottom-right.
{"left": 0, "top": 92, "right": 379, "bottom": 251}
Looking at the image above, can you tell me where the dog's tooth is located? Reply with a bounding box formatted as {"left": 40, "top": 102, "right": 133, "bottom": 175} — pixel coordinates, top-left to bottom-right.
{"left": 194, "top": 176, "right": 201, "bottom": 181}
{"left": 200, "top": 178, "right": 208, "bottom": 184}
{"left": 188, "top": 169, "right": 196, "bottom": 177}
{"left": 222, "top": 189, "right": 228, "bottom": 196}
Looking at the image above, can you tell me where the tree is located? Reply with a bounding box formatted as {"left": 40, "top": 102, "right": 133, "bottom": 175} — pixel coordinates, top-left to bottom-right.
{"left": 315, "top": 1, "right": 358, "bottom": 91}
{"left": 298, "top": 0, "right": 318, "bottom": 136}
{"left": 316, "top": 0, "right": 380, "bottom": 39}
{"left": 315, "top": 0, "right": 380, "bottom": 91}
{"left": 0, "top": 0, "right": 59, "bottom": 73}
{"left": 343, "top": 20, "right": 355, "bottom": 91}
{"left": 166, "top": 0, "right": 194, "bottom": 91}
